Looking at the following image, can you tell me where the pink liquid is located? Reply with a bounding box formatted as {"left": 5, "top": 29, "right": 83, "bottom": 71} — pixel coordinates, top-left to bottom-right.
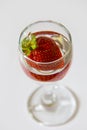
{"left": 21, "top": 62, "right": 71, "bottom": 81}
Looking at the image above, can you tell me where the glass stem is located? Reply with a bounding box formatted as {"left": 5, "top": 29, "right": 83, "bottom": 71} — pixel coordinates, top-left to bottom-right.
{"left": 41, "top": 89, "right": 58, "bottom": 110}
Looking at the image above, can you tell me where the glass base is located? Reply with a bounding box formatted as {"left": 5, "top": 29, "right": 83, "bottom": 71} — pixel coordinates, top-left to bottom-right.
{"left": 27, "top": 85, "right": 77, "bottom": 126}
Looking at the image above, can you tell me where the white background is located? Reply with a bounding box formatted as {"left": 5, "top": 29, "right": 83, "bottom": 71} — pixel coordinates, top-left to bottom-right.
{"left": 0, "top": 0, "right": 87, "bottom": 129}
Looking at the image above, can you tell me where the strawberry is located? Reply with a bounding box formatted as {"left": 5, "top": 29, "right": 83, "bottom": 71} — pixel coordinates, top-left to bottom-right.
{"left": 21, "top": 32, "right": 64, "bottom": 71}
{"left": 28, "top": 36, "right": 62, "bottom": 62}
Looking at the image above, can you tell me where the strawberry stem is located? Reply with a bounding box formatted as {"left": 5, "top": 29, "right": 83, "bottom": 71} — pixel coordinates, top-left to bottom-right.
{"left": 21, "top": 33, "right": 37, "bottom": 56}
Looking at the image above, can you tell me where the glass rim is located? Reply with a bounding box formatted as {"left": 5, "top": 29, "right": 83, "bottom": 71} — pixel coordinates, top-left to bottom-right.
{"left": 18, "top": 20, "right": 72, "bottom": 65}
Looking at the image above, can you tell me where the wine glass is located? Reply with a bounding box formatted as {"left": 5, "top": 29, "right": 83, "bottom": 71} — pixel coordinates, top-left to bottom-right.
{"left": 18, "top": 20, "right": 77, "bottom": 126}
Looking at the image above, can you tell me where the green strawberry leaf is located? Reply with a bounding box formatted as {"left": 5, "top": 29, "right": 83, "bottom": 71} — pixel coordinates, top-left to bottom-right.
{"left": 21, "top": 33, "right": 37, "bottom": 56}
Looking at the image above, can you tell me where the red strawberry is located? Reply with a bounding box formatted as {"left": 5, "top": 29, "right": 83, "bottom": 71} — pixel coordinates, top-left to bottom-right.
{"left": 27, "top": 36, "right": 64, "bottom": 70}
{"left": 29, "top": 36, "right": 62, "bottom": 62}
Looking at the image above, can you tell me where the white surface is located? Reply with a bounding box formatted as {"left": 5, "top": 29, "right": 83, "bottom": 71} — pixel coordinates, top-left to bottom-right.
{"left": 0, "top": 0, "right": 87, "bottom": 129}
